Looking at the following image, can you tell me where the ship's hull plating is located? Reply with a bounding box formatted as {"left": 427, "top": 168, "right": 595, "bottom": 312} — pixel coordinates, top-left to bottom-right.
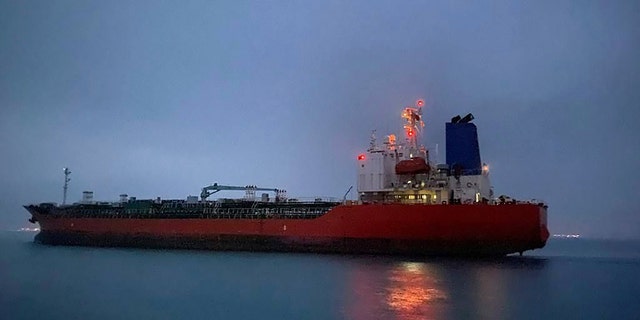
{"left": 26, "top": 204, "right": 549, "bottom": 256}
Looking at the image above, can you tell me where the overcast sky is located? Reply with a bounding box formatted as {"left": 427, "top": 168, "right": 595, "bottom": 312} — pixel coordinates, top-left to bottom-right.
{"left": 1, "top": 0, "right": 639, "bottom": 238}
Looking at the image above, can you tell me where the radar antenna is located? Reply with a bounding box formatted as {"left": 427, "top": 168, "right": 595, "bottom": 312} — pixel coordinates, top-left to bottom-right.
{"left": 62, "top": 168, "right": 71, "bottom": 205}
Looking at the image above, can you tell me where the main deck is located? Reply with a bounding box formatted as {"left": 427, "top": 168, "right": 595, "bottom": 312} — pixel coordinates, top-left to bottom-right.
{"left": 25, "top": 199, "right": 341, "bottom": 220}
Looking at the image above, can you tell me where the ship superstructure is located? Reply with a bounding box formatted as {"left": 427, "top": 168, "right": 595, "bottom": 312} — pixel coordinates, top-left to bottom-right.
{"left": 357, "top": 100, "right": 490, "bottom": 205}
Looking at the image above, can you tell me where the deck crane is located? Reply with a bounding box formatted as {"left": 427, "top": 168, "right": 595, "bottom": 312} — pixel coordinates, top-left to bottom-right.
{"left": 200, "top": 183, "right": 285, "bottom": 201}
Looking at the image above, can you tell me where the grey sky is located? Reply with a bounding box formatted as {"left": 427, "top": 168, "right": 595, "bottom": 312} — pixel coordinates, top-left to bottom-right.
{"left": 1, "top": 1, "right": 639, "bottom": 238}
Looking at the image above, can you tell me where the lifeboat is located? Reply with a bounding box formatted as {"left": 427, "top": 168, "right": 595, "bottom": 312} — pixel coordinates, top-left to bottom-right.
{"left": 395, "top": 157, "right": 430, "bottom": 175}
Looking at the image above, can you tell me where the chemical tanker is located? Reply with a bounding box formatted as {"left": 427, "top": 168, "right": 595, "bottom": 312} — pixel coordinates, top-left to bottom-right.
{"left": 24, "top": 101, "right": 549, "bottom": 256}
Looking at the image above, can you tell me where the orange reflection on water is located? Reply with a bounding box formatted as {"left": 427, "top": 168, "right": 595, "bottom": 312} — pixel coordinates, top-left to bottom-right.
{"left": 385, "top": 262, "right": 447, "bottom": 318}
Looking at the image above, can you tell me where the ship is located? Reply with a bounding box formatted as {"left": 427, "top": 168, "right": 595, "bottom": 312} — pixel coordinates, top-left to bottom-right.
{"left": 24, "top": 101, "right": 549, "bottom": 256}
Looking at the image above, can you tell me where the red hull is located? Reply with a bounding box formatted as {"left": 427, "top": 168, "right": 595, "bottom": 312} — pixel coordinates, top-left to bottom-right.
{"left": 28, "top": 204, "right": 549, "bottom": 256}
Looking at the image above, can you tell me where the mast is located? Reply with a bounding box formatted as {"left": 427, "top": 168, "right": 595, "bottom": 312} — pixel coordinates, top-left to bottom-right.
{"left": 62, "top": 167, "right": 71, "bottom": 205}
{"left": 401, "top": 99, "right": 425, "bottom": 156}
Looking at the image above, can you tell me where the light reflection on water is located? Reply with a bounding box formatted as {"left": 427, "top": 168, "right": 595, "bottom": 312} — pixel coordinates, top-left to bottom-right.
{"left": 472, "top": 262, "right": 509, "bottom": 320}
{"left": 346, "top": 257, "right": 549, "bottom": 320}
{"left": 386, "top": 262, "right": 447, "bottom": 318}
{"left": 347, "top": 259, "right": 450, "bottom": 320}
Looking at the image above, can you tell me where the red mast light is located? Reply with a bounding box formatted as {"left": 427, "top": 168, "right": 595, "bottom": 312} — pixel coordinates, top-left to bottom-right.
{"left": 357, "top": 154, "right": 366, "bottom": 161}
{"left": 416, "top": 99, "right": 424, "bottom": 107}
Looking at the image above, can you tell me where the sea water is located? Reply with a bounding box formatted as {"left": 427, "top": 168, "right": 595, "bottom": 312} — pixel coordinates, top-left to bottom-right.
{"left": 1, "top": 231, "right": 639, "bottom": 320}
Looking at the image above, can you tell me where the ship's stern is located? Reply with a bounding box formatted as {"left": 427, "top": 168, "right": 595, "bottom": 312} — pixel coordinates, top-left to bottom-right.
{"left": 538, "top": 205, "right": 550, "bottom": 247}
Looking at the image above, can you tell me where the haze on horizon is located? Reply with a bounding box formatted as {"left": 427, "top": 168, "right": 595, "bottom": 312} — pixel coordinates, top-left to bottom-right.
{"left": 1, "top": 1, "right": 639, "bottom": 239}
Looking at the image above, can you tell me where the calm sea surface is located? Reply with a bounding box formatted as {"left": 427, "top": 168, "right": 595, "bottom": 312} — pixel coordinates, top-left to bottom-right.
{"left": 1, "top": 231, "right": 639, "bottom": 320}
